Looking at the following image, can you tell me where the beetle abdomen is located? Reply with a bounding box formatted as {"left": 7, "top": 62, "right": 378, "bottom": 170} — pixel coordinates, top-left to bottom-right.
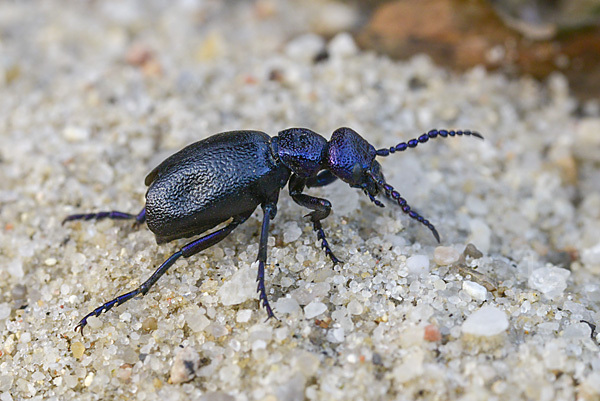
{"left": 145, "top": 131, "right": 288, "bottom": 243}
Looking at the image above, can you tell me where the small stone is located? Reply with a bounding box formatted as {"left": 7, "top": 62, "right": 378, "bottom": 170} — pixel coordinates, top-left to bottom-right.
{"left": 0, "top": 304, "right": 11, "bottom": 320}
{"left": 70, "top": 341, "right": 85, "bottom": 359}
{"left": 85, "top": 316, "right": 102, "bottom": 330}
{"left": 462, "top": 305, "right": 509, "bottom": 336}
{"left": 582, "top": 242, "right": 600, "bottom": 273}
{"left": 44, "top": 258, "right": 57, "bottom": 266}
{"left": 406, "top": 255, "right": 429, "bottom": 275}
{"left": 528, "top": 266, "right": 570, "bottom": 299}
{"left": 116, "top": 364, "right": 133, "bottom": 382}
{"left": 275, "top": 297, "right": 301, "bottom": 314}
{"left": 563, "top": 322, "right": 591, "bottom": 340}
{"left": 346, "top": 299, "right": 363, "bottom": 315}
{"left": 63, "top": 126, "right": 90, "bottom": 142}
{"left": 464, "top": 243, "right": 484, "bottom": 259}
{"left": 84, "top": 372, "right": 94, "bottom": 387}
{"left": 185, "top": 311, "right": 210, "bottom": 332}
{"left": 468, "top": 219, "right": 491, "bottom": 254}
{"left": 282, "top": 222, "right": 302, "bottom": 243}
{"left": 327, "top": 327, "right": 345, "bottom": 343}
{"left": 424, "top": 324, "right": 442, "bottom": 342}
{"left": 573, "top": 118, "right": 600, "bottom": 162}
{"left": 169, "top": 347, "right": 200, "bottom": 384}
{"left": 142, "top": 317, "right": 158, "bottom": 332}
{"left": 327, "top": 32, "right": 358, "bottom": 58}
{"left": 236, "top": 309, "right": 252, "bottom": 323}
{"left": 462, "top": 281, "right": 488, "bottom": 302}
{"left": 433, "top": 246, "right": 460, "bottom": 266}
{"left": 304, "top": 301, "right": 327, "bottom": 319}
{"left": 284, "top": 34, "right": 325, "bottom": 61}
{"left": 217, "top": 265, "right": 256, "bottom": 306}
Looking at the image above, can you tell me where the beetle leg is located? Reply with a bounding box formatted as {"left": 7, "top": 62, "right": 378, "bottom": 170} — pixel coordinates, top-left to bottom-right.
{"left": 63, "top": 207, "right": 147, "bottom": 225}
{"left": 305, "top": 170, "right": 338, "bottom": 188}
{"left": 289, "top": 175, "right": 342, "bottom": 264}
{"left": 256, "top": 202, "right": 277, "bottom": 320}
{"left": 75, "top": 211, "right": 251, "bottom": 334}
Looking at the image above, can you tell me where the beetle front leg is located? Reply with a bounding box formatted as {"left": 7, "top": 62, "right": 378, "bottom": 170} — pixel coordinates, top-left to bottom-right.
{"left": 289, "top": 175, "right": 342, "bottom": 264}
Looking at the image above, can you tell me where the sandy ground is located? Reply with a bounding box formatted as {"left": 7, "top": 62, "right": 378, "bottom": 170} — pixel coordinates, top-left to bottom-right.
{"left": 1, "top": 1, "right": 600, "bottom": 400}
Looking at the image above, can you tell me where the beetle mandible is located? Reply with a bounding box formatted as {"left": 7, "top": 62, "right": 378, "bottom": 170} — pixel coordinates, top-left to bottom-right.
{"left": 64, "top": 127, "right": 482, "bottom": 332}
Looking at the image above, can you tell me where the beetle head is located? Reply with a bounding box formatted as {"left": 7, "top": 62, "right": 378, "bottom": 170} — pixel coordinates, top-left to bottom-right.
{"left": 326, "top": 127, "right": 381, "bottom": 190}
{"left": 275, "top": 128, "right": 328, "bottom": 178}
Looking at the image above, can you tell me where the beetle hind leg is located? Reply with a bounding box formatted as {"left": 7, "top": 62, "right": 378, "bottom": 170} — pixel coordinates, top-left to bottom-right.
{"left": 63, "top": 207, "right": 146, "bottom": 225}
{"left": 74, "top": 210, "right": 251, "bottom": 334}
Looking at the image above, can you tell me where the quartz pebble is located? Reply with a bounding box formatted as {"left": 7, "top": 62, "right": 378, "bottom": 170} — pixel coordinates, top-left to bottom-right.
{"left": 406, "top": 255, "right": 430, "bottom": 275}
{"left": 217, "top": 265, "right": 257, "bottom": 306}
{"left": 528, "top": 266, "right": 570, "bottom": 299}
{"left": 304, "top": 301, "right": 327, "bottom": 318}
{"left": 462, "top": 281, "right": 488, "bottom": 302}
{"left": 462, "top": 305, "right": 509, "bottom": 336}
{"left": 434, "top": 246, "right": 460, "bottom": 265}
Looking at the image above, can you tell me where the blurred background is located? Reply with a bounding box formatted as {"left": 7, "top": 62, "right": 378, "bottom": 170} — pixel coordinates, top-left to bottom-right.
{"left": 355, "top": 0, "right": 600, "bottom": 103}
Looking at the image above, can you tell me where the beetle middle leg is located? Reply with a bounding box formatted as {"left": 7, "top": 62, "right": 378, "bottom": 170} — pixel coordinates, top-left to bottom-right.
{"left": 75, "top": 210, "right": 251, "bottom": 333}
{"left": 289, "top": 174, "right": 342, "bottom": 264}
{"left": 256, "top": 202, "right": 278, "bottom": 319}
{"left": 63, "top": 207, "right": 147, "bottom": 225}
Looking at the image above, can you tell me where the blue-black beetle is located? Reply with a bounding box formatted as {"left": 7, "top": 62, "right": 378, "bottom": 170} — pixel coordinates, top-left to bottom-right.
{"left": 65, "top": 127, "right": 482, "bottom": 332}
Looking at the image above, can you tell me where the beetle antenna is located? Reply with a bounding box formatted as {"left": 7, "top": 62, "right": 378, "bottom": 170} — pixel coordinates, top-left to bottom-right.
{"left": 375, "top": 129, "right": 483, "bottom": 157}
{"left": 367, "top": 171, "right": 440, "bottom": 242}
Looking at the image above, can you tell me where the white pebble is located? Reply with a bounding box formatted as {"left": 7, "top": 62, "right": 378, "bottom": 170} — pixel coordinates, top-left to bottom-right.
{"left": 44, "top": 258, "right": 57, "bottom": 266}
{"left": 217, "top": 265, "right": 256, "bottom": 306}
{"left": 462, "top": 281, "right": 487, "bottom": 302}
{"left": 236, "top": 309, "right": 252, "bottom": 323}
{"left": 86, "top": 316, "right": 102, "bottom": 329}
{"left": 468, "top": 219, "right": 491, "bottom": 254}
{"left": 582, "top": 242, "right": 600, "bottom": 272}
{"left": 433, "top": 246, "right": 460, "bottom": 266}
{"left": 528, "top": 266, "right": 570, "bottom": 299}
{"left": 563, "top": 322, "right": 591, "bottom": 340}
{"left": 282, "top": 221, "right": 302, "bottom": 243}
{"left": 185, "top": 310, "right": 210, "bottom": 332}
{"left": 346, "top": 299, "right": 363, "bottom": 315}
{"left": 328, "top": 32, "right": 358, "bottom": 58}
{"left": 304, "top": 301, "right": 327, "bottom": 319}
{"left": 327, "top": 327, "right": 345, "bottom": 343}
{"left": 63, "top": 126, "right": 90, "bottom": 142}
{"left": 84, "top": 372, "right": 94, "bottom": 387}
{"left": 7, "top": 259, "right": 23, "bottom": 279}
{"left": 0, "top": 304, "right": 11, "bottom": 320}
{"left": 284, "top": 33, "right": 325, "bottom": 61}
{"left": 274, "top": 297, "right": 301, "bottom": 314}
{"left": 406, "top": 255, "right": 430, "bottom": 275}
{"left": 462, "top": 305, "right": 509, "bottom": 336}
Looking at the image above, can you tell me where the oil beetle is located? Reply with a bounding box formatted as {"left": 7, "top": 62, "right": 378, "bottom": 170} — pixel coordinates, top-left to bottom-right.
{"left": 64, "top": 127, "right": 482, "bottom": 332}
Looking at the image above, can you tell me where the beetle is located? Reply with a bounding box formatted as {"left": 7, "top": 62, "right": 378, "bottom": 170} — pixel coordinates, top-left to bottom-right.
{"left": 64, "top": 127, "right": 482, "bottom": 332}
